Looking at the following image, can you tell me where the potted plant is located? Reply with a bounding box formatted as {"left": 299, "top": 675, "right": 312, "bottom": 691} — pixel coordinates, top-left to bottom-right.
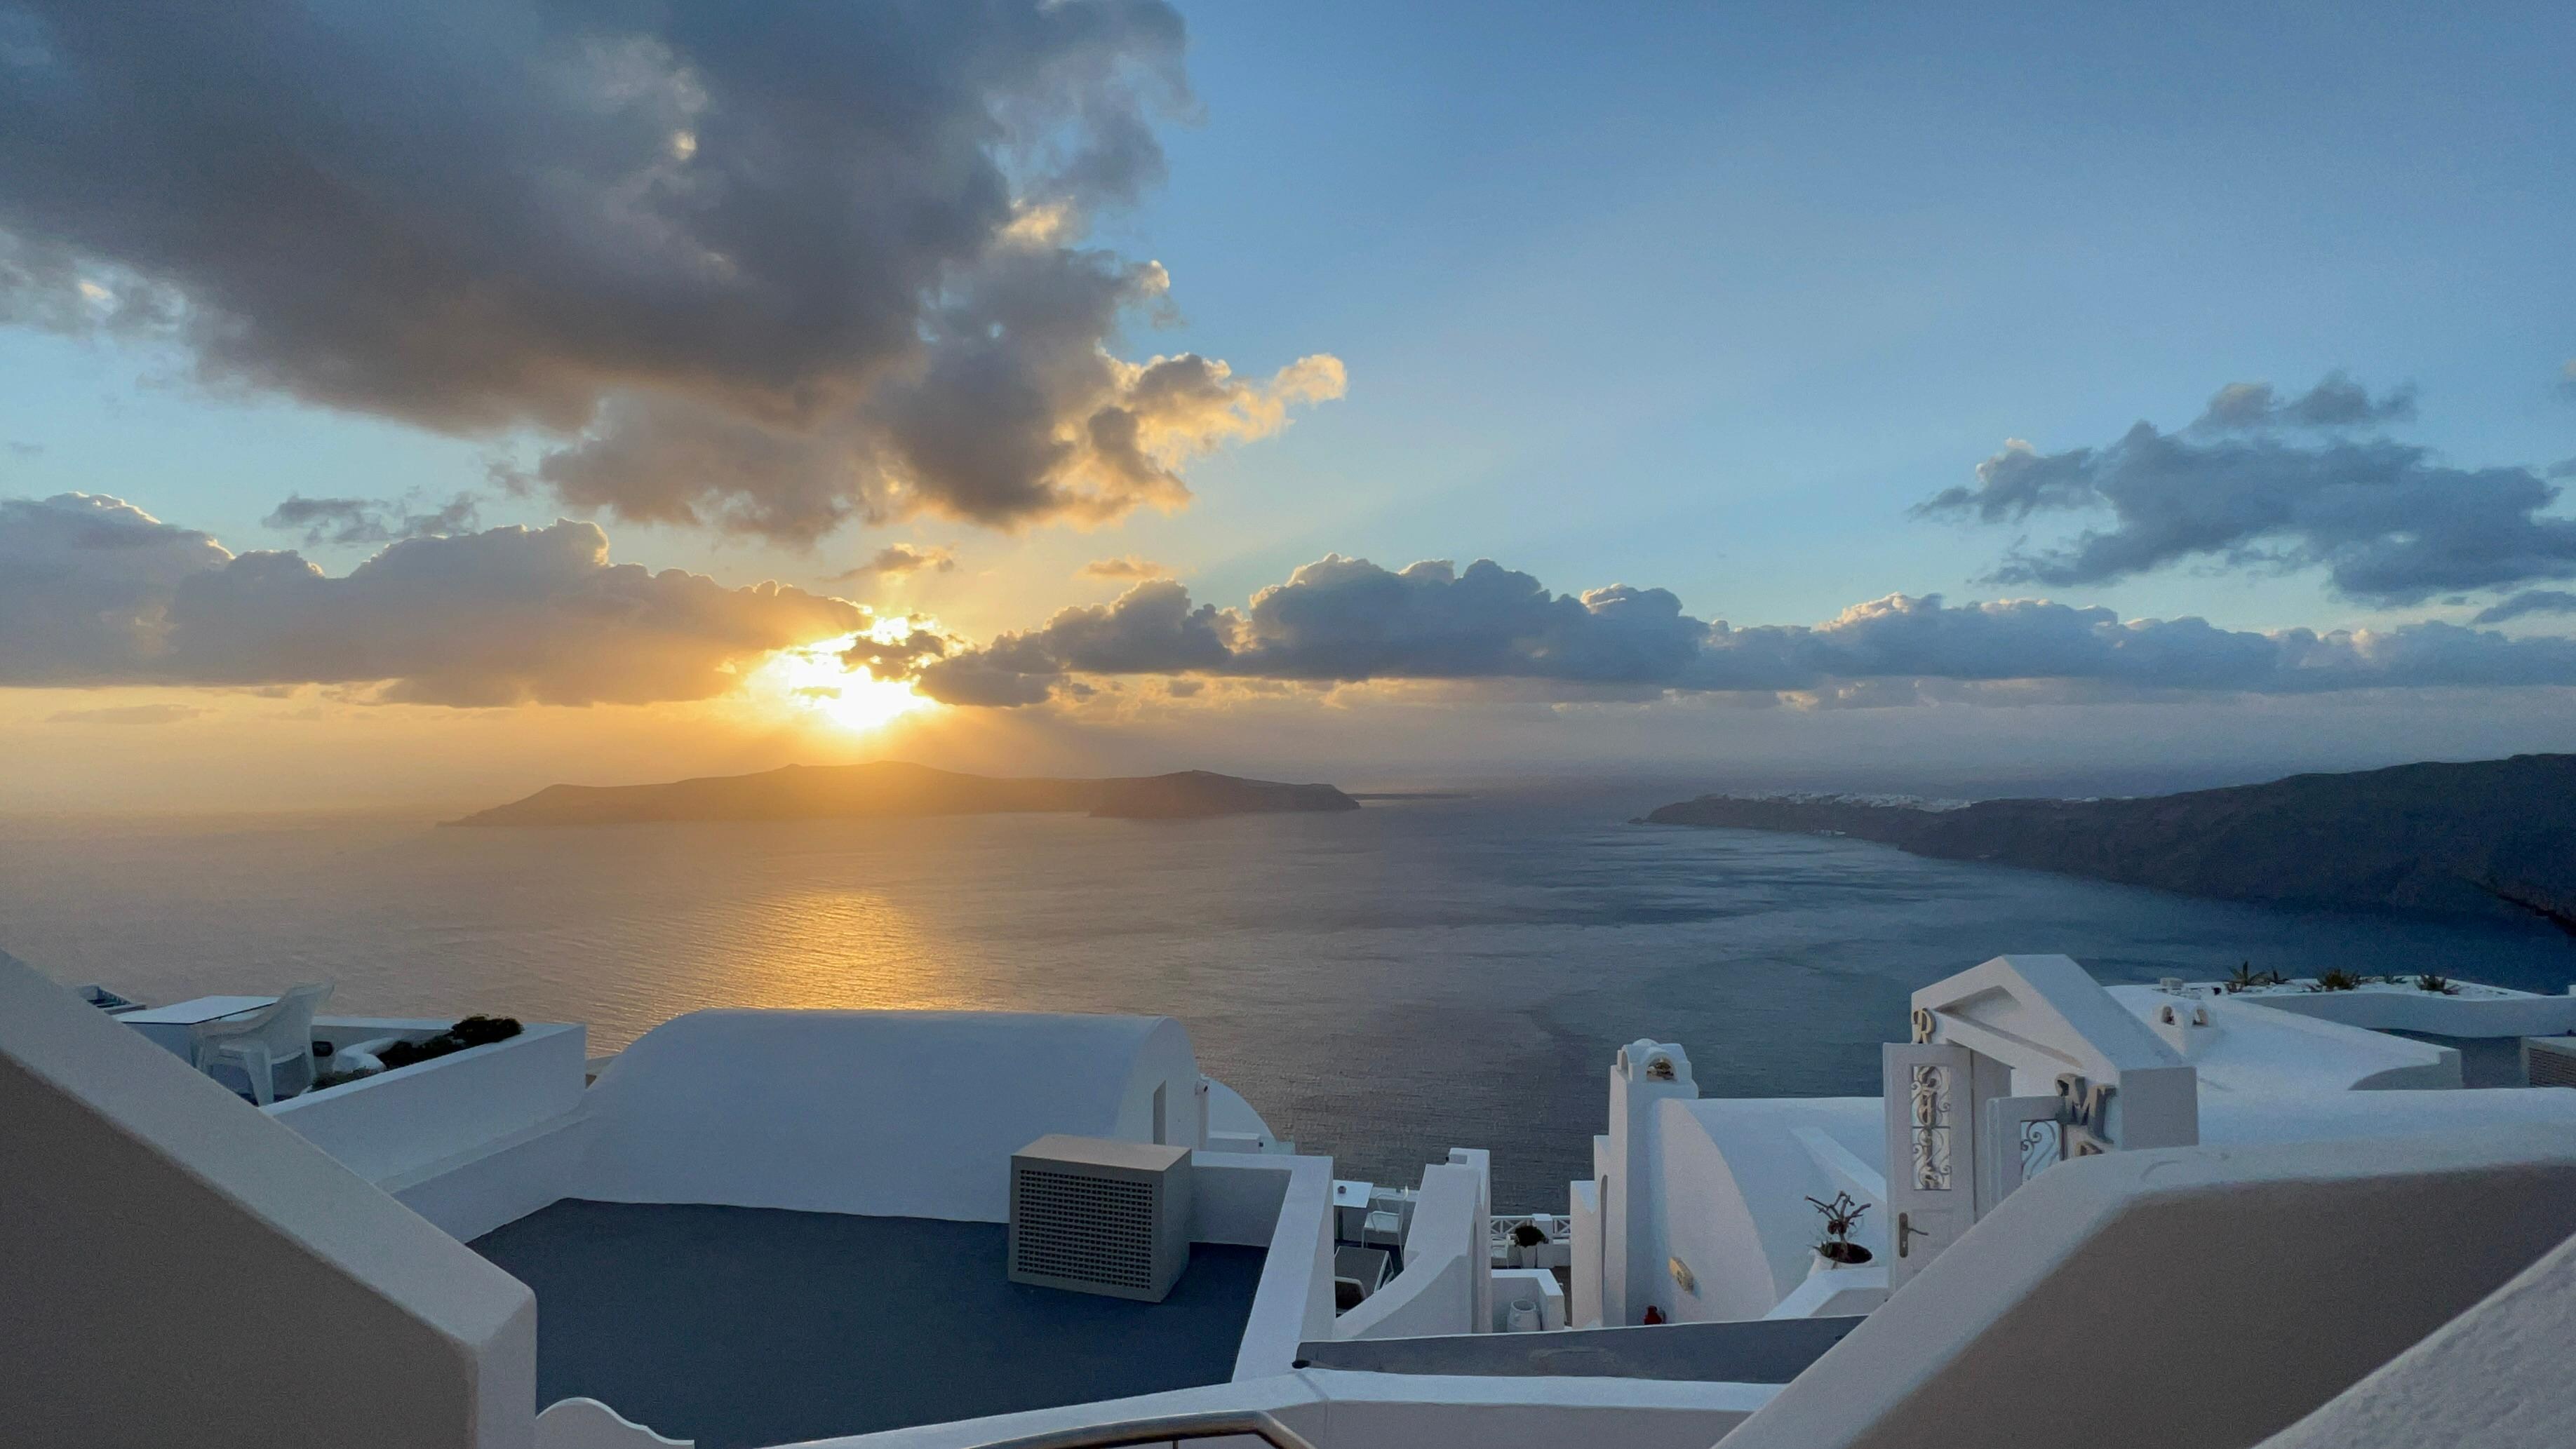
{"left": 1806, "top": 1191, "right": 1873, "bottom": 1273}
{"left": 1508, "top": 1221, "right": 1549, "bottom": 1268}
{"left": 2222, "top": 962, "right": 2286, "bottom": 993}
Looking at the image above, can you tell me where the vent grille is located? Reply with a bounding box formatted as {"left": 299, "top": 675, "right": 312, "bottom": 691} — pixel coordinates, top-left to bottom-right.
{"left": 2529, "top": 1038, "right": 2576, "bottom": 1090}
{"left": 1013, "top": 1166, "right": 1158, "bottom": 1290}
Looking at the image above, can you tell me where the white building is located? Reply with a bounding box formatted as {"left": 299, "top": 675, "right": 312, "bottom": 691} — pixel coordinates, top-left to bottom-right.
{"left": 7, "top": 947, "right": 2576, "bottom": 1448}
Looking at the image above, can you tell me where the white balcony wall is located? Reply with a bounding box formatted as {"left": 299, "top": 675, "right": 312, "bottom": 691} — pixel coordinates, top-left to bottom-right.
{"left": 392, "top": 1110, "right": 600, "bottom": 1243}
{"left": 2258, "top": 1227, "right": 2576, "bottom": 1449}
{"left": 0, "top": 956, "right": 537, "bottom": 1449}
{"left": 2232, "top": 986, "right": 2576, "bottom": 1039}
{"left": 268, "top": 1021, "right": 587, "bottom": 1184}
{"left": 572, "top": 1009, "right": 1205, "bottom": 1222}
{"left": 778, "top": 1368, "right": 1775, "bottom": 1449}
{"left": 1333, "top": 1157, "right": 1487, "bottom": 1340}
{"left": 1190, "top": 1150, "right": 1339, "bottom": 1380}
{"left": 1719, "top": 1125, "right": 2576, "bottom": 1449}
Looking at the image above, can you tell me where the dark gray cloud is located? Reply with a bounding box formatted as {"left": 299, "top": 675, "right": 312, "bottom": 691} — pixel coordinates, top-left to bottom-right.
{"left": 2191, "top": 372, "right": 2415, "bottom": 433}
{"left": 918, "top": 574, "right": 1232, "bottom": 704}
{"left": 829, "top": 544, "right": 957, "bottom": 584}
{"left": 0, "top": 1, "right": 1339, "bottom": 541}
{"left": 841, "top": 628, "right": 951, "bottom": 680}
{"left": 263, "top": 493, "right": 481, "bottom": 548}
{"left": 1918, "top": 375, "right": 2576, "bottom": 605}
{"left": 911, "top": 553, "right": 2576, "bottom": 707}
{"left": 2, "top": 493, "right": 860, "bottom": 704}
{"left": 2474, "top": 590, "right": 2576, "bottom": 626}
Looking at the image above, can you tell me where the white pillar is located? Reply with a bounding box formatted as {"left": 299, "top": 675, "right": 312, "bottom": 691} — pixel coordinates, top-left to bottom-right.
{"left": 1568, "top": 1177, "right": 1602, "bottom": 1328}
{"left": 1447, "top": 1147, "right": 1494, "bottom": 1333}
{"left": 1602, "top": 1039, "right": 1696, "bottom": 1326}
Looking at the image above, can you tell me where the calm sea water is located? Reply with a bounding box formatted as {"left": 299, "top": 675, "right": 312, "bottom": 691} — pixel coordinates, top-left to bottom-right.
{"left": 6, "top": 793, "right": 2571, "bottom": 1208}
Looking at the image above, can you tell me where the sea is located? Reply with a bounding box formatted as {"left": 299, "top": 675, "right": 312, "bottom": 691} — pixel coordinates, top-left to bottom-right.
{"left": 6, "top": 789, "right": 2571, "bottom": 1210}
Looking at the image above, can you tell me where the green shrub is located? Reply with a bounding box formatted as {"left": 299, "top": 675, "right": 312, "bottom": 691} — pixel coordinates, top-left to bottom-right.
{"left": 2415, "top": 973, "right": 2460, "bottom": 995}
{"left": 2310, "top": 968, "right": 2363, "bottom": 992}
{"left": 379, "top": 1015, "right": 524, "bottom": 1070}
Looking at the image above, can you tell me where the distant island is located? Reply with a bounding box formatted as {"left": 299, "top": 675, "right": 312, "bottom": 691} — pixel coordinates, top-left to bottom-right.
{"left": 450, "top": 762, "right": 1360, "bottom": 826}
{"left": 1640, "top": 754, "right": 2576, "bottom": 924}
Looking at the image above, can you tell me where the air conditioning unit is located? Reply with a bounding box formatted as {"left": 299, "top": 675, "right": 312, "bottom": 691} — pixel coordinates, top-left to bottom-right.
{"left": 2525, "top": 1037, "right": 2576, "bottom": 1089}
{"left": 1009, "top": 1134, "right": 1193, "bottom": 1302}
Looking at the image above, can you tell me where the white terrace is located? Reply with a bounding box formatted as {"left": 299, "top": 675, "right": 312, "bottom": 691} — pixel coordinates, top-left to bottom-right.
{"left": 7, "top": 948, "right": 2576, "bottom": 1449}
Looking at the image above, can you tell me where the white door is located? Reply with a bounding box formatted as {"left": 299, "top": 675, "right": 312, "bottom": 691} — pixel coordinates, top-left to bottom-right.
{"left": 1978, "top": 1093, "right": 2065, "bottom": 1213}
{"left": 1884, "top": 1042, "right": 1973, "bottom": 1291}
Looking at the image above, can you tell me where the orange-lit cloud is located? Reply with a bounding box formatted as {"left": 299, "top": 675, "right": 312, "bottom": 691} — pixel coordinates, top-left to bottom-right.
{"left": 1, "top": 494, "right": 864, "bottom": 706}
{"left": 1080, "top": 555, "right": 1174, "bottom": 581}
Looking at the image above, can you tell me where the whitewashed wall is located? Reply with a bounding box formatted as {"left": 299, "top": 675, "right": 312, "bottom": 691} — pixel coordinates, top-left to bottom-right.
{"left": 2236, "top": 987, "right": 2576, "bottom": 1039}
{"left": 775, "top": 1370, "right": 1776, "bottom": 1449}
{"left": 1602, "top": 1039, "right": 1698, "bottom": 1327}
{"left": 1719, "top": 1126, "right": 2576, "bottom": 1449}
{"left": 1193, "top": 1151, "right": 1338, "bottom": 1380}
{"left": 1331, "top": 1153, "right": 1493, "bottom": 1341}
{"left": 2258, "top": 1227, "right": 2576, "bottom": 1449}
{"left": 0, "top": 956, "right": 537, "bottom": 1449}
{"left": 572, "top": 1009, "right": 1205, "bottom": 1221}
{"left": 268, "top": 1021, "right": 586, "bottom": 1183}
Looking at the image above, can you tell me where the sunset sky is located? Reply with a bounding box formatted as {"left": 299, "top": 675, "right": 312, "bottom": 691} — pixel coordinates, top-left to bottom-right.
{"left": 4, "top": 1, "right": 2574, "bottom": 809}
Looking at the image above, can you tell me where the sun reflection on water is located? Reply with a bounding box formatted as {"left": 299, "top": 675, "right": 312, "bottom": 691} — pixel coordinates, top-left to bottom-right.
{"left": 715, "top": 887, "right": 984, "bottom": 1014}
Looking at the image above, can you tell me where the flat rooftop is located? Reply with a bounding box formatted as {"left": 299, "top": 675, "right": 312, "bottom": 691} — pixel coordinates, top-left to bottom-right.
{"left": 472, "top": 1200, "right": 1265, "bottom": 1449}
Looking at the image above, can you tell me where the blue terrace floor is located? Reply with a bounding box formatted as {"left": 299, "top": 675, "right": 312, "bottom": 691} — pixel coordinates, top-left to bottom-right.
{"left": 471, "top": 1199, "right": 1266, "bottom": 1449}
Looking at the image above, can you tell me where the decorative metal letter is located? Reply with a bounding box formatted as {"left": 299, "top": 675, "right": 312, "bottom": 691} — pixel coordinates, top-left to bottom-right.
{"left": 1910, "top": 1063, "right": 1953, "bottom": 1189}
{"left": 2055, "top": 1072, "right": 2117, "bottom": 1155}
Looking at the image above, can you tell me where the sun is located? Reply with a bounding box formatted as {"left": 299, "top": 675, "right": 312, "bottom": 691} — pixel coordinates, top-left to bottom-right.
{"left": 751, "top": 622, "right": 939, "bottom": 733}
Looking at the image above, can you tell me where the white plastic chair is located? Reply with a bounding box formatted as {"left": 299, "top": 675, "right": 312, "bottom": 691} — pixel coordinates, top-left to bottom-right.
{"left": 189, "top": 983, "right": 332, "bottom": 1104}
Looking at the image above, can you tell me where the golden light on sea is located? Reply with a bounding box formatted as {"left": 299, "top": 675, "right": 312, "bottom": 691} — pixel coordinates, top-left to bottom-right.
{"left": 750, "top": 621, "right": 939, "bottom": 733}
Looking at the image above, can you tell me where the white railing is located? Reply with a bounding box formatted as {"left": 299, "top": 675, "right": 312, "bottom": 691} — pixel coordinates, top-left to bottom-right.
{"left": 1488, "top": 1213, "right": 1571, "bottom": 1269}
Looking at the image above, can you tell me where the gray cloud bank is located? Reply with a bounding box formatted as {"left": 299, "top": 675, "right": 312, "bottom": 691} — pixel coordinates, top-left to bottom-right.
{"left": 1919, "top": 373, "right": 2576, "bottom": 605}
{"left": 2475, "top": 590, "right": 2576, "bottom": 626}
{"left": 2, "top": 493, "right": 859, "bottom": 704}
{"left": 916, "top": 554, "right": 2576, "bottom": 708}
{"left": 264, "top": 493, "right": 481, "bottom": 548}
{"left": 0, "top": 1, "right": 1339, "bottom": 541}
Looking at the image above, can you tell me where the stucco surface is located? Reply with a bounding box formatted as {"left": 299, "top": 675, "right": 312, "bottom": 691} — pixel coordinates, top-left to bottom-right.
{"left": 0, "top": 953, "right": 537, "bottom": 1449}
{"left": 575, "top": 1010, "right": 1201, "bottom": 1221}
{"left": 1720, "top": 1126, "right": 2576, "bottom": 1449}
{"left": 2259, "top": 1228, "right": 2576, "bottom": 1449}
{"left": 2110, "top": 985, "right": 2460, "bottom": 1092}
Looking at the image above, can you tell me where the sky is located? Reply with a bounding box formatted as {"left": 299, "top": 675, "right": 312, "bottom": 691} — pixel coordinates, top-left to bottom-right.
{"left": 2, "top": 0, "right": 2573, "bottom": 810}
